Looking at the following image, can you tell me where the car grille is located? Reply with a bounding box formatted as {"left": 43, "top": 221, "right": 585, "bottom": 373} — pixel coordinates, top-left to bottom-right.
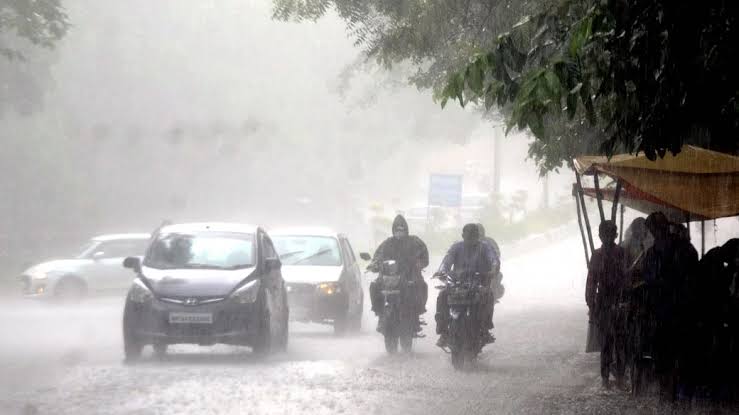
{"left": 159, "top": 296, "right": 226, "bottom": 306}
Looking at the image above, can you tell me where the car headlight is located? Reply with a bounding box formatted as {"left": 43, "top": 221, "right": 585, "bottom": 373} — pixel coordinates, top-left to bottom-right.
{"left": 128, "top": 279, "right": 153, "bottom": 303}
{"left": 28, "top": 269, "right": 49, "bottom": 280}
{"left": 29, "top": 269, "right": 67, "bottom": 281}
{"left": 318, "top": 282, "right": 341, "bottom": 296}
{"left": 231, "top": 279, "right": 260, "bottom": 304}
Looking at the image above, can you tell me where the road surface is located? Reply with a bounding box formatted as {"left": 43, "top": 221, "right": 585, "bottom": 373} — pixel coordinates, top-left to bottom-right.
{"left": 0, "top": 235, "right": 687, "bottom": 414}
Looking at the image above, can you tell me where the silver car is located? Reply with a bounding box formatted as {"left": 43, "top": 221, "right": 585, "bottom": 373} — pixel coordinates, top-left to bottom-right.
{"left": 20, "top": 233, "right": 150, "bottom": 301}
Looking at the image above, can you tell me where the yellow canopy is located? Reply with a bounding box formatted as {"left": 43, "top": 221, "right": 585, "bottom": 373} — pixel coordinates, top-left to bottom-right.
{"left": 574, "top": 146, "right": 739, "bottom": 220}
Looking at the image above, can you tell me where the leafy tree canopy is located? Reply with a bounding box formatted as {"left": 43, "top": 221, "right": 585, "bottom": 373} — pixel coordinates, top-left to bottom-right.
{"left": 441, "top": 0, "right": 738, "bottom": 162}
{"left": 274, "top": 0, "right": 739, "bottom": 172}
{"left": 1, "top": 0, "right": 69, "bottom": 115}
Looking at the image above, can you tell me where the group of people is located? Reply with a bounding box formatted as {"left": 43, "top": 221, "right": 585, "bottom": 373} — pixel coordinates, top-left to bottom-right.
{"left": 367, "top": 215, "right": 502, "bottom": 348}
{"left": 587, "top": 211, "right": 739, "bottom": 403}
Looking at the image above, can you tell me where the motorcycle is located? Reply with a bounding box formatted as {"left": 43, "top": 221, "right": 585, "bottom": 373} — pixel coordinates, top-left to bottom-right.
{"left": 436, "top": 271, "right": 488, "bottom": 370}
{"left": 371, "top": 259, "right": 419, "bottom": 354}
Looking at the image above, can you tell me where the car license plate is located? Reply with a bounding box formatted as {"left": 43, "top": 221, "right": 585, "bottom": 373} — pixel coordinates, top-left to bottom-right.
{"left": 169, "top": 312, "right": 213, "bottom": 324}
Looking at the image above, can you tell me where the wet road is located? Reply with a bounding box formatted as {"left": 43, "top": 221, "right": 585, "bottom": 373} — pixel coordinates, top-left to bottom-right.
{"left": 1, "top": 235, "right": 626, "bottom": 415}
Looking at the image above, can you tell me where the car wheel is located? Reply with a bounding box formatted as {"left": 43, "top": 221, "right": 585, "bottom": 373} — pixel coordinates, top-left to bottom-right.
{"left": 350, "top": 297, "right": 363, "bottom": 332}
{"left": 55, "top": 278, "right": 86, "bottom": 303}
{"left": 253, "top": 293, "right": 274, "bottom": 355}
{"left": 123, "top": 302, "right": 143, "bottom": 363}
{"left": 276, "top": 312, "right": 288, "bottom": 352}
{"left": 333, "top": 314, "right": 347, "bottom": 336}
{"left": 276, "top": 293, "right": 289, "bottom": 352}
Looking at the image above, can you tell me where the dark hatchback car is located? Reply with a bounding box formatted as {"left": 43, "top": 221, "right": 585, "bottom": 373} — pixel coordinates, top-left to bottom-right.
{"left": 271, "top": 227, "right": 363, "bottom": 334}
{"left": 121, "top": 223, "right": 288, "bottom": 360}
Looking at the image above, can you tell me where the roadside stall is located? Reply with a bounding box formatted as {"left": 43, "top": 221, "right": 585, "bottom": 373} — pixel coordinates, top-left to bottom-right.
{"left": 571, "top": 146, "right": 739, "bottom": 353}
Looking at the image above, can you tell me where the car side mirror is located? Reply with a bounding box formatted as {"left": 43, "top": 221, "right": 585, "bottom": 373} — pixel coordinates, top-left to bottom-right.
{"left": 359, "top": 252, "right": 372, "bottom": 261}
{"left": 123, "top": 256, "right": 142, "bottom": 273}
{"left": 92, "top": 251, "right": 105, "bottom": 261}
{"left": 264, "top": 257, "right": 281, "bottom": 272}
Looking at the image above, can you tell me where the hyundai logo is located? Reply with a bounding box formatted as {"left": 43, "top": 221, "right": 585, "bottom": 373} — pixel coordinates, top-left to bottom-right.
{"left": 184, "top": 297, "right": 199, "bottom": 306}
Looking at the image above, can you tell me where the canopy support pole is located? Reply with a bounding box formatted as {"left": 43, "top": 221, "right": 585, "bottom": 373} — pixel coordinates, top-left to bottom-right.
{"left": 619, "top": 204, "right": 625, "bottom": 244}
{"left": 701, "top": 220, "right": 705, "bottom": 257}
{"left": 575, "top": 172, "right": 596, "bottom": 254}
{"left": 593, "top": 173, "right": 606, "bottom": 222}
{"left": 686, "top": 213, "right": 691, "bottom": 240}
{"left": 573, "top": 184, "right": 590, "bottom": 267}
{"left": 611, "top": 179, "right": 622, "bottom": 222}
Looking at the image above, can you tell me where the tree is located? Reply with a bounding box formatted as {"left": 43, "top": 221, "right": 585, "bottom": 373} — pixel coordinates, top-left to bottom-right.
{"left": 274, "top": 0, "right": 535, "bottom": 91}
{"left": 440, "top": 0, "right": 738, "bottom": 162}
{"left": 274, "top": 0, "right": 739, "bottom": 172}
{"left": 0, "top": 0, "right": 70, "bottom": 115}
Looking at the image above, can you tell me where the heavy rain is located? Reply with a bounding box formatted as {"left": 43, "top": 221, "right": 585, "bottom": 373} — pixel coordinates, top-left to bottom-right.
{"left": 1, "top": 1, "right": 738, "bottom": 414}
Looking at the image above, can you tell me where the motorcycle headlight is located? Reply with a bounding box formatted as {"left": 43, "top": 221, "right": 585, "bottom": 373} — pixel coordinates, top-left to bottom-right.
{"left": 318, "top": 282, "right": 341, "bottom": 296}
{"left": 231, "top": 279, "right": 260, "bottom": 304}
{"left": 128, "top": 279, "right": 153, "bottom": 303}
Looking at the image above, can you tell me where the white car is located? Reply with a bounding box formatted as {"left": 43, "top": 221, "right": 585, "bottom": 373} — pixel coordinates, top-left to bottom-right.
{"left": 20, "top": 233, "right": 150, "bottom": 300}
{"left": 270, "top": 227, "right": 364, "bottom": 334}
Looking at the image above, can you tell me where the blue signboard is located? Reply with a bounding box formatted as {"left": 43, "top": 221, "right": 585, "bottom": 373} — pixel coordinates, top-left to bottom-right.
{"left": 428, "top": 174, "right": 463, "bottom": 207}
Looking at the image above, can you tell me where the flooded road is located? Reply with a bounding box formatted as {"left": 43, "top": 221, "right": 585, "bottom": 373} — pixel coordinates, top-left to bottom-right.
{"left": 1, "top": 235, "right": 630, "bottom": 415}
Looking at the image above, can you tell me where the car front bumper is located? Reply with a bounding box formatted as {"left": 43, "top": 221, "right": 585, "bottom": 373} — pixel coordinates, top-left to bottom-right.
{"left": 124, "top": 297, "right": 261, "bottom": 346}
{"left": 20, "top": 275, "right": 53, "bottom": 299}
{"left": 286, "top": 283, "right": 347, "bottom": 323}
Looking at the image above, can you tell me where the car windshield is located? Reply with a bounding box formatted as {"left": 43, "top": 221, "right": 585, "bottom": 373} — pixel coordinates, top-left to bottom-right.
{"left": 143, "top": 231, "right": 255, "bottom": 270}
{"left": 273, "top": 236, "right": 342, "bottom": 266}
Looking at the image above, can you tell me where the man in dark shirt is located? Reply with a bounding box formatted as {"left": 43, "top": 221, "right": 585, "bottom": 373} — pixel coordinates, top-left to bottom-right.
{"left": 641, "top": 212, "right": 698, "bottom": 401}
{"left": 586, "top": 220, "right": 628, "bottom": 389}
{"left": 434, "top": 223, "right": 496, "bottom": 347}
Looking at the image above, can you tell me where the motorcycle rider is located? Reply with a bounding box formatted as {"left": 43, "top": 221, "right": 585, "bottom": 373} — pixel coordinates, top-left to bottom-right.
{"left": 368, "top": 214, "right": 430, "bottom": 334}
{"left": 434, "top": 223, "right": 498, "bottom": 348}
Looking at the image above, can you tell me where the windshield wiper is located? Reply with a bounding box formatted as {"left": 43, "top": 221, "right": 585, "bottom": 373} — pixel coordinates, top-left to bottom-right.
{"left": 279, "top": 250, "right": 304, "bottom": 259}
{"left": 294, "top": 249, "right": 333, "bottom": 265}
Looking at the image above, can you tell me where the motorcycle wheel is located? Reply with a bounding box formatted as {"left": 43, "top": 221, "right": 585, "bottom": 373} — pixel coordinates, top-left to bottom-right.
{"left": 451, "top": 349, "right": 465, "bottom": 370}
{"left": 384, "top": 335, "right": 399, "bottom": 354}
{"left": 400, "top": 334, "right": 413, "bottom": 353}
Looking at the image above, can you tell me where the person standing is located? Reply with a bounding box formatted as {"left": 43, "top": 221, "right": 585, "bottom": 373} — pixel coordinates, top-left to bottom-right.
{"left": 641, "top": 212, "right": 698, "bottom": 401}
{"left": 586, "top": 220, "right": 628, "bottom": 389}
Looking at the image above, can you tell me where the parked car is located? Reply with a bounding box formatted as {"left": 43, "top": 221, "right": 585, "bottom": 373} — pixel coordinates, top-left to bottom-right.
{"left": 20, "top": 233, "right": 150, "bottom": 301}
{"left": 271, "top": 227, "right": 363, "bottom": 334}
{"left": 121, "top": 222, "right": 288, "bottom": 360}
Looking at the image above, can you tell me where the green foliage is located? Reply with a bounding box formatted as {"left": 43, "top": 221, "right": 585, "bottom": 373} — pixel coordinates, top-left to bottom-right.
{"left": 0, "top": 0, "right": 69, "bottom": 59}
{"left": 0, "top": 0, "right": 70, "bottom": 116}
{"left": 440, "top": 0, "right": 739, "bottom": 161}
{"left": 274, "top": 0, "right": 739, "bottom": 172}
{"left": 273, "top": 1, "right": 537, "bottom": 93}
